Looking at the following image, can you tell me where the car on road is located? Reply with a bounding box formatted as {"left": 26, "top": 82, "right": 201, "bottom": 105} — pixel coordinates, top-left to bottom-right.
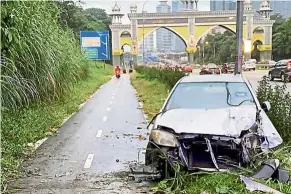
{"left": 268, "top": 59, "right": 291, "bottom": 82}
{"left": 145, "top": 74, "right": 282, "bottom": 176}
{"left": 221, "top": 63, "right": 235, "bottom": 74}
{"left": 266, "top": 60, "right": 276, "bottom": 67}
{"left": 200, "top": 63, "right": 220, "bottom": 75}
{"left": 183, "top": 65, "right": 193, "bottom": 73}
{"left": 242, "top": 60, "right": 256, "bottom": 71}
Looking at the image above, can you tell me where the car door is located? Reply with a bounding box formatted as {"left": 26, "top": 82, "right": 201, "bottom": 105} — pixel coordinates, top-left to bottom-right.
{"left": 279, "top": 60, "right": 287, "bottom": 75}
{"left": 272, "top": 61, "right": 282, "bottom": 78}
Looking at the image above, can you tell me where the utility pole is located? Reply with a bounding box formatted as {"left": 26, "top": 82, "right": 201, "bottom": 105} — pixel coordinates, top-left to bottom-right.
{"left": 234, "top": 0, "right": 244, "bottom": 75}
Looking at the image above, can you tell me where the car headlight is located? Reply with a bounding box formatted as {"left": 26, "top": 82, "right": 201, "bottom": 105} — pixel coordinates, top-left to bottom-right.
{"left": 150, "top": 130, "right": 179, "bottom": 147}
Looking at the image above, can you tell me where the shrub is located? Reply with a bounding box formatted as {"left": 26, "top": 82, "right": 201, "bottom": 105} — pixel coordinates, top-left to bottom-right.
{"left": 1, "top": 1, "right": 88, "bottom": 111}
{"left": 257, "top": 76, "right": 291, "bottom": 141}
{"left": 135, "top": 66, "right": 184, "bottom": 89}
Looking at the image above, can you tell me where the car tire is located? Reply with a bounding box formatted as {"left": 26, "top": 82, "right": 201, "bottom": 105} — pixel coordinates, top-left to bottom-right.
{"left": 281, "top": 73, "right": 286, "bottom": 82}
{"left": 269, "top": 73, "right": 274, "bottom": 81}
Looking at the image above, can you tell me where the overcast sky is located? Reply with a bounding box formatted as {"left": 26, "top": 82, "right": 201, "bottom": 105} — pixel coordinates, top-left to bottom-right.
{"left": 82, "top": 0, "right": 211, "bottom": 24}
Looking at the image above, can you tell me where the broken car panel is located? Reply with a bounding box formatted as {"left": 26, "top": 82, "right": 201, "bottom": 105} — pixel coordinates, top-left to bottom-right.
{"left": 145, "top": 75, "right": 283, "bottom": 174}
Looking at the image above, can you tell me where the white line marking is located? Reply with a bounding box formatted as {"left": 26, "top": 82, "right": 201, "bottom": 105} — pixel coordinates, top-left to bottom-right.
{"left": 96, "top": 130, "right": 102, "bottom": 138}
{"left": 112, "top": 96, "right": 115, "bottom": 99}
{"left": 107, "top": 107, "right": 111, "bottom": 111}
{"left": 103, "top": 116, "right": 107, "bottom": 122}
{"left": 83, "top": 154, "right": 94, "bottom": 169}
{"left": 113, "top": 92, "right": 116, "bottom": 96}
{"left": 110, "top": 101, "right": 113, "bottom": 104}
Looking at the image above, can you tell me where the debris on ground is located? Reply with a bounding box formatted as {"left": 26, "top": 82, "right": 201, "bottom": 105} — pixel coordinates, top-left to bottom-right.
{"left": 116, "top": 159, "right": 120, "bottom": 163}
{"left": 123, "top": 133, "right": 134, "bottom": 136}
{"left": 253, "top": 159, "right": 290, "bottom": 183}
{"left": 137, "top": 135, "right": 146, "bottom": 141}
{"left": 128, "top": 164, "right": 161, "bottom": 181}
{"left": 240, "top": 175, "right": 283, "bottom": 194}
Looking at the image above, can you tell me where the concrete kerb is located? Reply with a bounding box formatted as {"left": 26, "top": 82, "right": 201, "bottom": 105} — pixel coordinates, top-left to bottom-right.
{"left": 27, "top": 83, "right": 105, "bottom": 152}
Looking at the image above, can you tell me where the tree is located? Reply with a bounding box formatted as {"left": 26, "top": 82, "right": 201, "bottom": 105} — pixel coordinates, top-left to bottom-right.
{"left": 84, "top": 8, "right": 111, "bottom": 28}
{"left": 196, "top": 31, "right": 236, "bottom": 65}
{"left": 55, "top": 1, "right": 111, "bottom": 39}
{"left": 272, "top": 17, "right": 291, "bottom": 60}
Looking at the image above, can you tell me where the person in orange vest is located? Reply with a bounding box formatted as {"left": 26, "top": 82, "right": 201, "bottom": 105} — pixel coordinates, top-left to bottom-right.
{"left": 114, "top": 65, "right": 121, "bottom": 76}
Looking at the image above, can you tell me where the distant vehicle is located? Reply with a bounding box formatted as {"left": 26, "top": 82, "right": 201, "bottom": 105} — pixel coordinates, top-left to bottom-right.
{"left": 221, "top": 63, "right": 235, "bottom": 74}
{"left": 243, "top": 61, "right": 256, "bottom": 71}
{"left": 183, "top": 65, "right": 193, "bottom": 73}
{"left": 266, "top": 60, "right": 276, "bottom": 67}
{"left": 268, "top": 59, "right": 291, "bottom": 82}
{"left": 200, "top": 63, "right": 220, "bottom": 75}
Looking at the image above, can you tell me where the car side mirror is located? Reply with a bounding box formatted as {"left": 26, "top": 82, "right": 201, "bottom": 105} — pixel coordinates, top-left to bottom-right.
{"left": 249, "top": 123, "right": 258, "bottom": 131}
{"left": 261, "top": 101, "right": 271, "bottom": 112}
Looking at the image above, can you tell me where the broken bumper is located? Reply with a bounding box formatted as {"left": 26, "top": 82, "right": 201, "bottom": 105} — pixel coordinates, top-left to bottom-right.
{"left": 146, "top": 134, "right": 260, "bottom": 171}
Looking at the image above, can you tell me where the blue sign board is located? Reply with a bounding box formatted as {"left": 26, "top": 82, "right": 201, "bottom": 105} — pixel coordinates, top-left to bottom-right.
{"left": 80, "top": 31, "right": 110, "bottom": 60}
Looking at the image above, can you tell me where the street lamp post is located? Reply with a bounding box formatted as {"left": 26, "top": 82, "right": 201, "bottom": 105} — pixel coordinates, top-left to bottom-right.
{"left": 235, "top": 0, "right": 244, "bottom": 74}
{"left": 142, "top": 0, "right": 150, "bottom": 64}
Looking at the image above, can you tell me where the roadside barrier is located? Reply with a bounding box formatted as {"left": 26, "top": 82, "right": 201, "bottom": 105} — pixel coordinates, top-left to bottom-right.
{"left": 256, "top": 64, "right": 270, "bottom": 70}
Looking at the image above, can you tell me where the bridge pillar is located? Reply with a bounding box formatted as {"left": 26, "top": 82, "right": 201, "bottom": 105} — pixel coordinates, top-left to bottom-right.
{"left": 187, "top": 17, "right": 196, "bottom": 65}
{"left": 261, "top": 25, "right": 272, "bottom": 61}
{"left": 111, "top": 29, "right": 122, "bottom": 66}
{"left": 186, "top": 47, "right": 197, "bottom": 65}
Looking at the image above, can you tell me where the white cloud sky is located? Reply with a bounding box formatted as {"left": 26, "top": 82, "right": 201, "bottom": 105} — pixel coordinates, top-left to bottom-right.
{"left": 81, "top": 0, "right": 211, "bottom": 24}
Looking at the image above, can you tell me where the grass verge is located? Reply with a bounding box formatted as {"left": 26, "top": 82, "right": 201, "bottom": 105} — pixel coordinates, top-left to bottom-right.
{"left": 1, "top": 63, "right": 112, "bottom": 189}
{"left": 130, "top": 71, "right": 291, "bottom": 194}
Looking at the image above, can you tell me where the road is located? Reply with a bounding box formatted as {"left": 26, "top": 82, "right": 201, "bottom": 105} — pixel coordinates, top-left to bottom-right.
{"left": 10, "top": 75, "right": 151, "bottom": 194}
{"left": 193, "top": 69, "right": 291, "bottom": 93}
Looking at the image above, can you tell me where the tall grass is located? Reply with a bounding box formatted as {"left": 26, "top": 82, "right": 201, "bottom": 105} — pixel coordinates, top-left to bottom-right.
{"left": 257, "top": 76, "right": 291, "bottom": 141}
{"left": 1, "top": 1, "right": 88, "bottom": 111}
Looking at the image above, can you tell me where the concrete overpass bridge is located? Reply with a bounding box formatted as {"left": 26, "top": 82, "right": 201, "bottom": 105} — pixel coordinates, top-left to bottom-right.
{"left": 109, "top": 0, "right": 274, "bottom": 66}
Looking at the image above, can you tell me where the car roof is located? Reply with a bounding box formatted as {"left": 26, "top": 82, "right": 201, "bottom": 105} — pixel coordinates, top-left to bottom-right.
{"left": 180, "top": 74, "right": 246, "bottom": 83}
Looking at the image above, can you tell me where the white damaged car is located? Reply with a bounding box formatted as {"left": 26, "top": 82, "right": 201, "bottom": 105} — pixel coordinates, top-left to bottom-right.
{"left": 145, "top": 74, "right": 282, "bottom": 176}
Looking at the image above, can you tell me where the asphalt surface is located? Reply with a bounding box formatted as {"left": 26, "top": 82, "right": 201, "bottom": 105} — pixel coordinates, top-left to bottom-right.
{"left": 9, "top": 74, "right": 151, "bottom": 194}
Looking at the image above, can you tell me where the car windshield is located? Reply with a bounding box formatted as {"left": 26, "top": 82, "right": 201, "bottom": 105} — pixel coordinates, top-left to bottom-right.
{"left": 165, "top": 82, "right": 255, "bottom": 110}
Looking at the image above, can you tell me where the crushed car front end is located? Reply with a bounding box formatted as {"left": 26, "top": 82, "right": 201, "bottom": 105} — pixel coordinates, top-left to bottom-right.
{"left": 145, "top": 124, "right": 264, "bottom": 173}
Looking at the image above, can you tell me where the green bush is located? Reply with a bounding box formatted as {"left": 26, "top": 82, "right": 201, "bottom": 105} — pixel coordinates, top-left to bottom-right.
{"left": 135, "top": 66, "right": 184, "bottom": 89}
{"left": 257, "top": 76, "right": 291, "bottom": 141}
{"left": 1, "top": 1, "right": 88, "bottom": 111}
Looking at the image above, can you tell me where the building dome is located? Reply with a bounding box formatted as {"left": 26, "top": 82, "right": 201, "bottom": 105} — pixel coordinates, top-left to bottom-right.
{"left": 260, "top": 0, "right": 270, "bottom": 8}
{"left": 130, "top": 4, "right": 137, "bottom": 9}
{"left": 112, "top": 2, "right": 121, "bottom": 12}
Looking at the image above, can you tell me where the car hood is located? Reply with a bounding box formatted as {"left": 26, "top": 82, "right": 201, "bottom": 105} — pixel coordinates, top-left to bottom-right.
{"left": 155, "top": 107, "right": 276, "bottom": 139}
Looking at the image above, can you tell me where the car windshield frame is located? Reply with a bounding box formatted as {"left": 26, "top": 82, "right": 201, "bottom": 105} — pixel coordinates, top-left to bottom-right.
{"left": 163, "top": 81, "right": 256, "bottom": 111}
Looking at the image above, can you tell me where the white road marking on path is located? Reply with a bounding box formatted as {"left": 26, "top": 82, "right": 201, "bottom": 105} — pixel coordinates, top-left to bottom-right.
{"left": 113, "top": 92, "right": 116, "bottom": 96}
{"left": 110, "top": 101, "right": 113, "bottom": 104}
{"left": 112, "top": 96, "right": 115, "bottom": 100}
{"left": 107, "top": 107, "right": 111, "bottom": 111}
{"left": 103, "top": 116, "right": 107, "bottom": 122}
{"left": 83, "top": 154, "right": 94, "bottom": 169}
{"left": 96, "top": 130, "right": 102, "bottom": 138}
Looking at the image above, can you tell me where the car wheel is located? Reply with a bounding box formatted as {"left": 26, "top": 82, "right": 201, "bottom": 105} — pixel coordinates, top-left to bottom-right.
{"left": 253, "top": 68, "right": 256, "bottom": 71}
{"left": 269, "top": 73, "right": 274, "bottom": 81}
{"left": 281, "top": 73, "right": 286, "bottom": 82}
